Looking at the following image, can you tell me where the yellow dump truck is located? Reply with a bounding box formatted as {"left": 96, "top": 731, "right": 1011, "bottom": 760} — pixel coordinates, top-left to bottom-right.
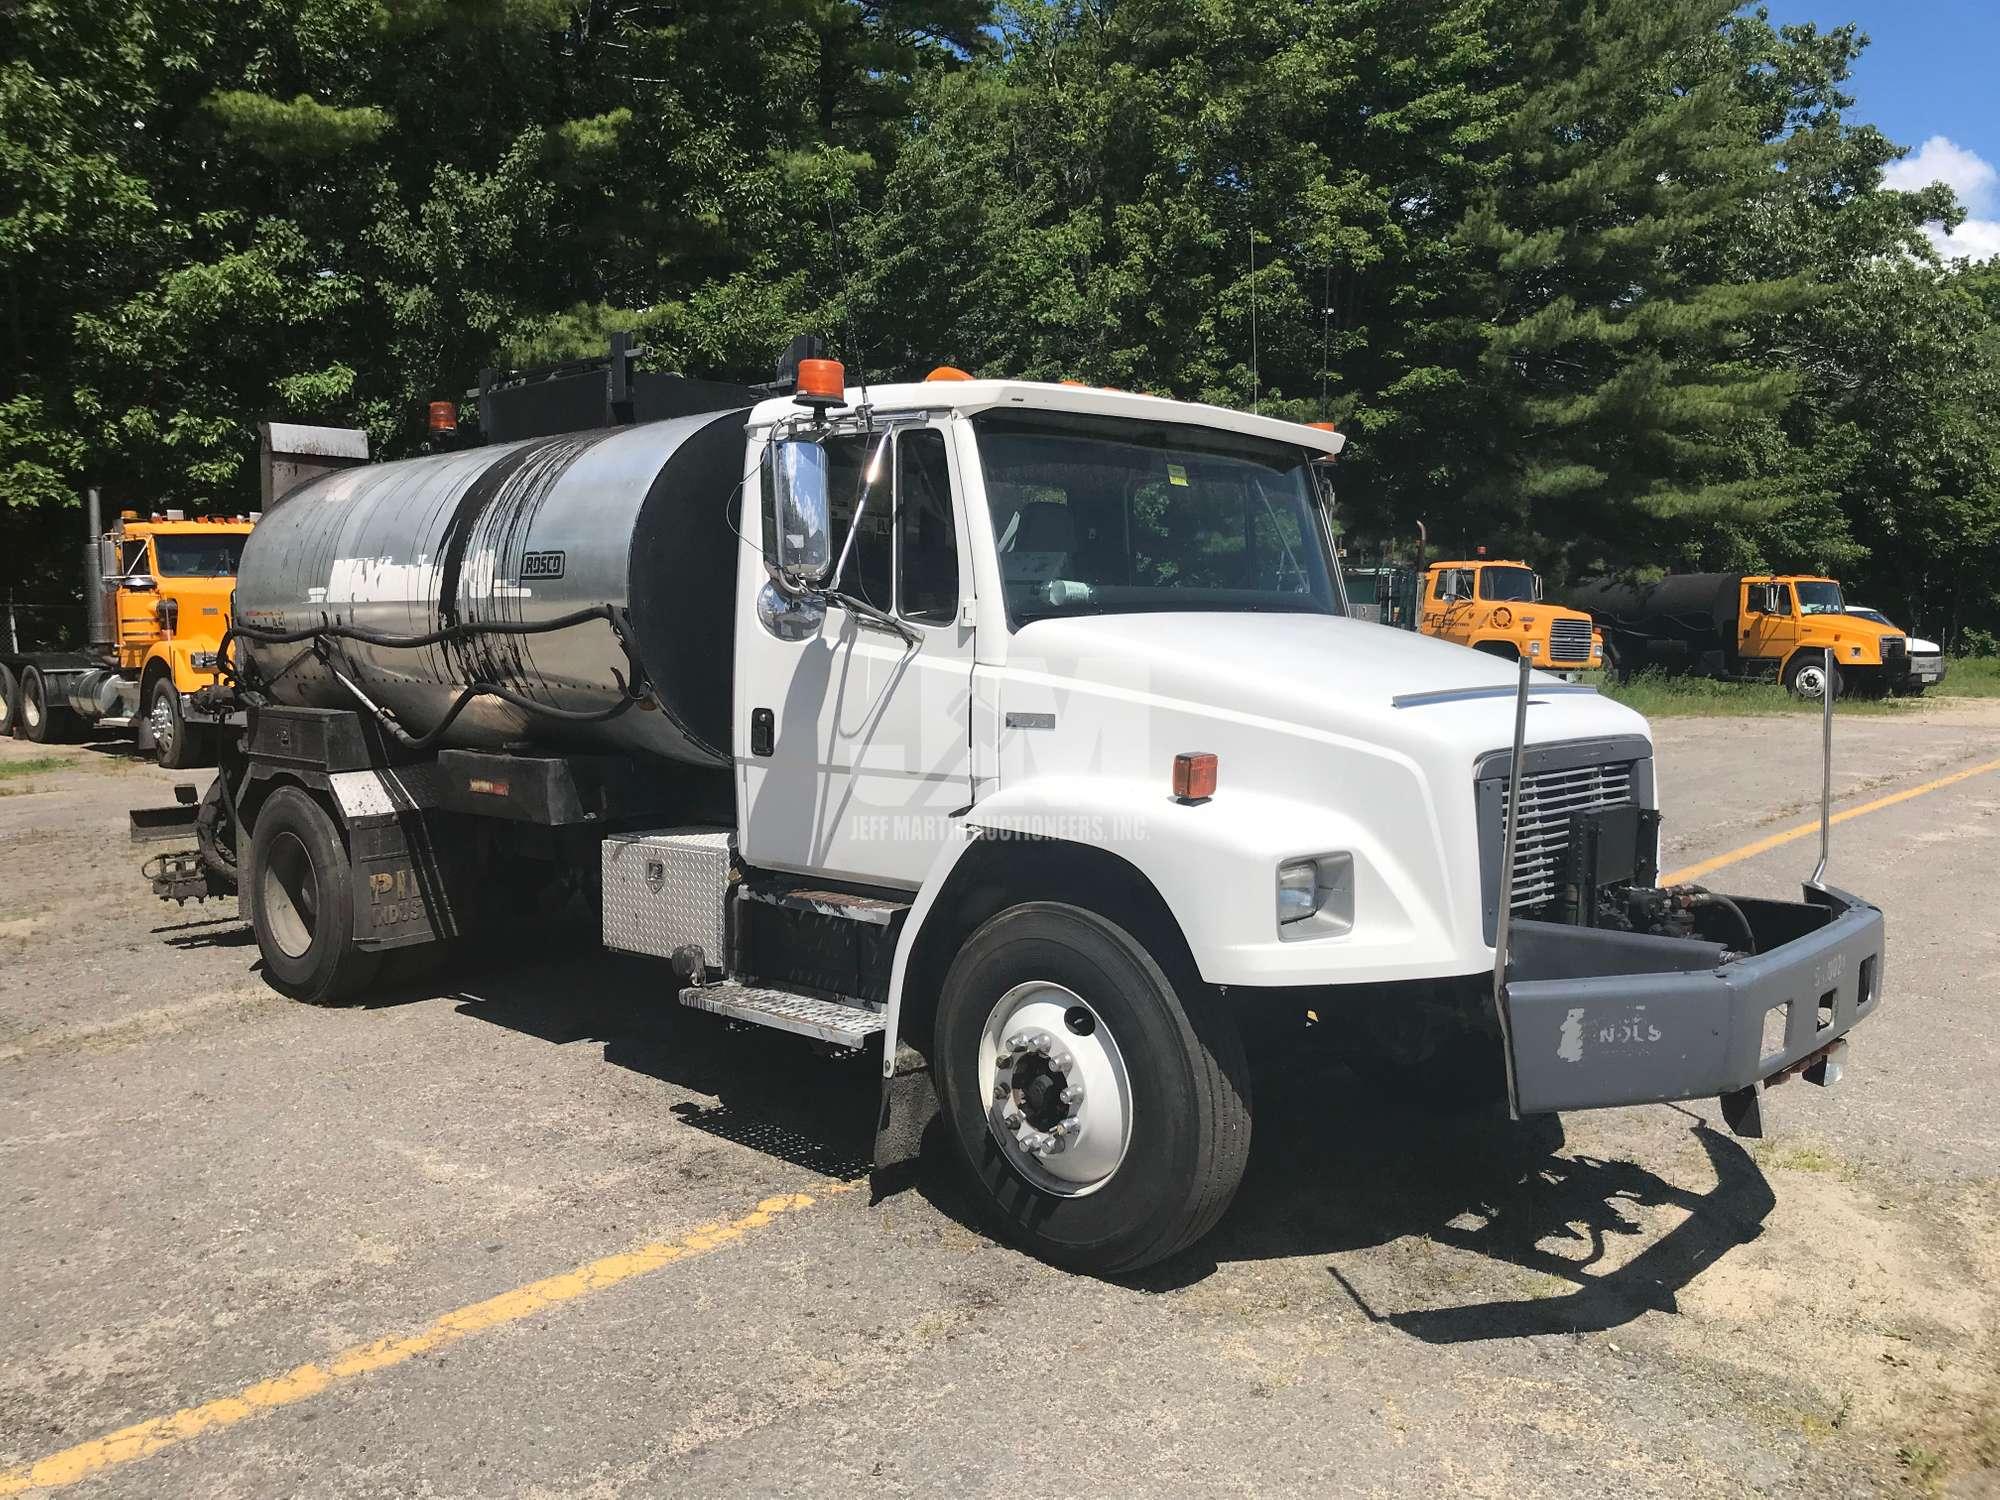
{"left": 1419, "top": 558, "right": 1603, "bottom": 674}
{"left": 1, "top": 494, "right": 254, "bottom": 767}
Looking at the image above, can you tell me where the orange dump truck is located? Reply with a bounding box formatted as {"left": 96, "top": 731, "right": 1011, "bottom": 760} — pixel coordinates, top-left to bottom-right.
{"left": 1, "top": 493, "right": 255, "bottom": 766}
{"left": 1419, "top": 559, "right": 1603, "bottom": 675}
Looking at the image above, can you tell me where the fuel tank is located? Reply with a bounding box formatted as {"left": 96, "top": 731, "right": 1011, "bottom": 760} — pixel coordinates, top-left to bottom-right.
{"left": 232, "top": 409, "right": 749, "bottom": 764}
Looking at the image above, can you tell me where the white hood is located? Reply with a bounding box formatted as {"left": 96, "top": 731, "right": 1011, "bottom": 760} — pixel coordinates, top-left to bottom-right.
{"left": 1003, "top": 610, "right": 1649, "bottom": 762}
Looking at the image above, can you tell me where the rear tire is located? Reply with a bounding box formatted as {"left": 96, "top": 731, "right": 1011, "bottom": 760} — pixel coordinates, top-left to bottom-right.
{"left": 247, "top": 786, "right": 381, "bottom": 1004}
{"left": 149, "top": 676, "right": 207, "bottom": 769}
{"left": 19, "top": 667, "right": 70, "bottom": 743}
{"left": 0, "top": 663, "right": 17, "bottom": 736}
{"left": 934, "top": 902, "right": 1251, "bottom": 1275}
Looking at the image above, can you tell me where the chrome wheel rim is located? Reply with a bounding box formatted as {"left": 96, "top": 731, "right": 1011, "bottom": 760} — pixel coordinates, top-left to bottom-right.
{"left": 979, "top": 981, "right": 1132, "bottom": 1197}
{"left": 261, "top": 831, "right": 318, "bottom": 959}
{"left": 22, "top": 680, "right": 41, "bottom": 730}
{"left": 149, "top": 690, "right": 174, "bottom": 759}
{"left": 1795, "top": 664, "right": 1827, "bottom": 699}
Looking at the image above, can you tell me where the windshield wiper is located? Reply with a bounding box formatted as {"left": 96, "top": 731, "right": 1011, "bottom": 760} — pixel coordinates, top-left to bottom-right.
{"left": 827, "top": 588, "right": 920, "bottom": 646}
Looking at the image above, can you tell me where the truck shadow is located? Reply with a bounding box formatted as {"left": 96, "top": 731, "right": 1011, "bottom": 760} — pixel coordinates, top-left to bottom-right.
{"left": 440, "top": 938, "right": 1775, "bottom": 1344}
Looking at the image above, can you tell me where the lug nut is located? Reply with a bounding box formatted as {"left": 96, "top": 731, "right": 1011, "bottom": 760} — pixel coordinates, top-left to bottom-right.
{"left": 993, "top": 1081, "right": 1011, "bottom": 1101}
{"left": 1032, "top": 1031, "right": 1054, "bottom": 1054}
{"left": 1002, "top": 1110, "right": 1023, "bottom": 1130}
{"left": 1048, "top": 1049, "right": 1074, "bottom": 1072}
{"left": 1059, "top": 1085, "right": 1084, "bottom": 1105}
{"left": 994, "top": 1052, "right": 1014, "bottom": 1069}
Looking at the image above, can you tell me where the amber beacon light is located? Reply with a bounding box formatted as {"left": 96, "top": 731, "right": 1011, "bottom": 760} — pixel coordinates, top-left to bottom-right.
{"left": 794, "top": 358, "right": 847, "bottom": 409}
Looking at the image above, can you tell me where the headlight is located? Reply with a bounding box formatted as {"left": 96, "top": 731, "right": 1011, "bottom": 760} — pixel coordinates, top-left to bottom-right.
{"left": 191, "top": 651, "right": 218, "bottom": 670}
{"left": 1277, "top": 853, "right": 1356, "bottom": 938}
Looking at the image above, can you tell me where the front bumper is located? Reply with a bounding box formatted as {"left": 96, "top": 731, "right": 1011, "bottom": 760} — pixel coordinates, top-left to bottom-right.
{"left": 1502, "top": 884, "right": 1882, "bottom": 1115}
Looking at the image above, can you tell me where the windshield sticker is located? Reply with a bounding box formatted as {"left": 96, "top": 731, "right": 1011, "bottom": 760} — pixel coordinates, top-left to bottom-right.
{"left": 1166, "top": 462, "right": 1189, "bottom": 487}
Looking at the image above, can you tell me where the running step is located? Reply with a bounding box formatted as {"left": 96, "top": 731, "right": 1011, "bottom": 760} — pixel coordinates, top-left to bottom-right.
{"left": 679, "top": 982, "right": 885, "bottom": 1049}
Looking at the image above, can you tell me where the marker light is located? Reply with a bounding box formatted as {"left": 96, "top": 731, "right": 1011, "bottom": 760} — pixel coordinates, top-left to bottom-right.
{"left": 794, "top": 358, "right": 846, "bottom": 408}
{"left": 1172, "top": 752, "right": 1218, "bottom": 803}
{"left": 926, "top": 366, "right": 973, "bottom": 382}
{"left": 1308, "top": 421, "right": 1338, "bottom": 432}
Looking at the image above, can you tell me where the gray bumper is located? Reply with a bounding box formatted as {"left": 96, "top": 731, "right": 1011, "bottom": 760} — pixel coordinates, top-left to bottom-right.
{"left": 1504, "top": 885, "right": 1883, "bottom": 1114}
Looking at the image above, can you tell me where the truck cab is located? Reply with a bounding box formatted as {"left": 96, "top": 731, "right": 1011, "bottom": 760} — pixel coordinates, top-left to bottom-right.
{"left": 1420, "top": 559, "right": 1603, "bottom": 674}
{"left": 1, "top": 511, "right": 251, "bottom": 765}
{"left": 1737, "top": 576, "right": 1906, "bottom": 698}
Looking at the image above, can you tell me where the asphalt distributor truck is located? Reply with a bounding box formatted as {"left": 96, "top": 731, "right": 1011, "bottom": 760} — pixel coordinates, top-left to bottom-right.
{"left": 136, "top": 354, "right": 1883, "bottom": 1273}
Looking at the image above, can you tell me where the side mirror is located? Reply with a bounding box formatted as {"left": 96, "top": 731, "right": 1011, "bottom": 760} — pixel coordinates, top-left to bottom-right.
{"left": 1440, "top": 574, "right": 1460, "bottom": 601}
{"left": 769, "top": 438, "right": 831, "bottom": 586}
{"left": 1533, "top": 575, "right": 1545, "bottom": 602}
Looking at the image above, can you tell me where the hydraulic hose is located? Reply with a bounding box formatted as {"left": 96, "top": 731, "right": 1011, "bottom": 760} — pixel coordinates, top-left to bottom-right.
{"left": 1693, "top": 891, "right": 1757, "bottom": 955}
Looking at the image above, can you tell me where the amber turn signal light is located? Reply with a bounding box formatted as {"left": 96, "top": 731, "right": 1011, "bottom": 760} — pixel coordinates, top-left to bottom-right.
{"left": 428, "top": 401, "right": 458, "bottom": 434}
{"left": 1172, "top": 751, "right": 1218, "bottom": 803}
{"left": 795, "top": 357, "right": 846, "bottom": 408}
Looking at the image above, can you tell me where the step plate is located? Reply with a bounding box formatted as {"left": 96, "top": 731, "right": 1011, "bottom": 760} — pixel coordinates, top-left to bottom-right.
{"left": 679, "top": 982, "right": 885, "bottom": 1049}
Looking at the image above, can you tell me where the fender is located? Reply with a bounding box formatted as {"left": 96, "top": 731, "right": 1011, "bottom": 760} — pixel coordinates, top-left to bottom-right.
{"left": 879, "top": 773, "right": 1485, "bottom": 1077}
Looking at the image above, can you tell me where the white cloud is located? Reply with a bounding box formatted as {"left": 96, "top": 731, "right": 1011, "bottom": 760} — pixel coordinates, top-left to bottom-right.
{"left": 1883, "top": 135, "right": 2000, "bottom": 265}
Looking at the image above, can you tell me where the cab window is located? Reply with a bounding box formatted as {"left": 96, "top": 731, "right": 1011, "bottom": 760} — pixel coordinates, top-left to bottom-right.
{"left": 897, "top": 429, "right": 959, "bottom": 625}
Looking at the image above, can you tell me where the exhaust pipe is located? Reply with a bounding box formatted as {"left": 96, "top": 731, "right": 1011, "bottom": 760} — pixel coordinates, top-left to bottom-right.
{"left": 83, "top": 486, "right": 115, "bottom": 655}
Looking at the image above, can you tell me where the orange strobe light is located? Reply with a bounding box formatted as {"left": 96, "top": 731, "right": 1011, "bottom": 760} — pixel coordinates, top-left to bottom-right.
{"left": 795, "top": 358, "right": 847, "bottom": 409}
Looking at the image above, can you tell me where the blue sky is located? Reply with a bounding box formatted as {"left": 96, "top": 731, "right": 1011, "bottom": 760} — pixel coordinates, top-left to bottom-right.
{"left": 1758, "top": 1, "right": 2000, "bottom": 258}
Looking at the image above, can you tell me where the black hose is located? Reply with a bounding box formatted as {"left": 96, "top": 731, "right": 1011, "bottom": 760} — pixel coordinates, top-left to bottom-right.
{"left": 1698, "top": 893, "right": 1757, "bottom": 955}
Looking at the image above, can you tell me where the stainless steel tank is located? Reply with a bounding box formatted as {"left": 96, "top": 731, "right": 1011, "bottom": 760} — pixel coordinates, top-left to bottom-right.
{"left": 233, "top": 409, "right": 749, "bottom": 764}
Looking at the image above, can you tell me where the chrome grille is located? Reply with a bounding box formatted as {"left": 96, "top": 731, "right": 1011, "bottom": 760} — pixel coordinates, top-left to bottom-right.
{"left": 1500, "top": 761, "right": 1634, "bottom": 910}
{"left": 1548, "top": 617, "right": 1594, "bottom": 663}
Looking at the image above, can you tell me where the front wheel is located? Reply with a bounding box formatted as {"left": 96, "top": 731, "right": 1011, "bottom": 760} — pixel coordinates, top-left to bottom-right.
{"left": 934, "top": 902, "right": 1251, "bottom": 1275}
{"left": 247, "top": 786, "right": 381, "bottom": 1003}
{"left": 1784, "top": 654, "right": 1843, "bottom": 701}
{"left": 149, "top": 676, "right": 207, "bottom": 768}
{"left": 0, "top": 663, "right": 18, "bottom": 736}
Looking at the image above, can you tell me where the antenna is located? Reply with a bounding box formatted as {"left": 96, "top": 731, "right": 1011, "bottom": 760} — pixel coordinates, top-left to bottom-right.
{"left": 1321, "top": 263, "right": 1332, "bottom": 422}
{"left": 823, "top": 192, "right": 873, "bottom": 418}
{"left": 1248, "top": 229, "right": 1259, "bottom": 415}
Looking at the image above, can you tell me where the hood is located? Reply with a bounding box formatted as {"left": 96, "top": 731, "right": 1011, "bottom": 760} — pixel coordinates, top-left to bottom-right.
{"left": 1008, "top": 611, "right": 1648, "bottom": 758}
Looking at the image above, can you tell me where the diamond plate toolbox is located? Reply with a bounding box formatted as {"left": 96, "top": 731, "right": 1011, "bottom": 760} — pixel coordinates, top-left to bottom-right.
{"left": 601, "top": 829, "right": 731, "bottom": 962}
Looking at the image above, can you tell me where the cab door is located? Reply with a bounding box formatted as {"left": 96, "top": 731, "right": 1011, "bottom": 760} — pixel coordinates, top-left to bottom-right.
{"left": 1737, "top": 578, "right": 1797, "bottom": 673}
{"left": 736, "top": 421, "right": 977, "bottom": 889}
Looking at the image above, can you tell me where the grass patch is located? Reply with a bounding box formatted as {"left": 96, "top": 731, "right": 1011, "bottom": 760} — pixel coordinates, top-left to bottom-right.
{"left": 1758, "top": 1143, "right": 1843, "bottom": 1174}
{"left": 0, "top": 755, "right": 71, "bottom": 779}
{"left": 1595, "top": 671, "right": 1916, "bottom": 718}
{"left": 1932, "top": 657, "right": 2000, "bottom": 698}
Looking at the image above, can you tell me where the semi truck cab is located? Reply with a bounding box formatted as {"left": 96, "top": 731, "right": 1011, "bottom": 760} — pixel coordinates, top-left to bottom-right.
{"left": 1420, "top": 559, "right": 1603, "bottom": 675}
{"left": 135, "top": 360, "right": 1886, "bottom": 1274}
{"left": 1, "top": 508, "right": 254, "bottom": 766}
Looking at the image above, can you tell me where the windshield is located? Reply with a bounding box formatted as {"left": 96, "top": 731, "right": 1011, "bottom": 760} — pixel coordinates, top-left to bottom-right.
{"left": 972, "top": 413, "right": 1339, "bottom": 628}
{"left": 1795, "top": 580, "right": 1845, "bottom": 615}
{"left": 1479, "top": 566, "right": 1537, "bottom": 602}
{"left": 152, "top": 533, "right": 245, "bottom": 578}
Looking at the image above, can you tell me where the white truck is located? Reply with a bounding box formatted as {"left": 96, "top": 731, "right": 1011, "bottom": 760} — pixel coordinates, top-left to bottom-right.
{"left": 135, "top": 350, "right": 1885, "bottom": 1273}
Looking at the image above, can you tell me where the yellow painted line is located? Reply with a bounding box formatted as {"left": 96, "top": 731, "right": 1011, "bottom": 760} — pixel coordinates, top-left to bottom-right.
{"left": 1662, "top": 755, "right": 2000, "bottom": 886}
{"left": 0, "top": 1184, "right": 857, "bottom": 1495}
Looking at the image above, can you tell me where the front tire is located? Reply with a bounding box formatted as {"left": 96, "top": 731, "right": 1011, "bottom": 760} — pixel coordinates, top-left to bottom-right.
{"left": 934, "top": 902, "right": 1251, "bottom": 1275}
{"left": 0, "top": 663, "right": 18, "bottom": 736}
{"left": 149, "top": 676, "right": 206, "bottom": 769}
{"left": 247, "top": 786, "right": 381, "bottom": 1003}
{"left": 1784, "top": 654, "right": 1843, "bottom": 701}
